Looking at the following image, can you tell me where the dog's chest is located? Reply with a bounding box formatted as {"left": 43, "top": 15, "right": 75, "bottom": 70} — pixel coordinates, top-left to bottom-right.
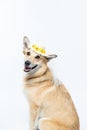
{"left": 24, "top": 86, "right": 44, "bottom": 106}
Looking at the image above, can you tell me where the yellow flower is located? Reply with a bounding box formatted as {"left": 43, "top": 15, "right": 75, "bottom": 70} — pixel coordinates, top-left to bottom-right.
{"left": 32, "top": 44, "right": 46, "bottom": 54}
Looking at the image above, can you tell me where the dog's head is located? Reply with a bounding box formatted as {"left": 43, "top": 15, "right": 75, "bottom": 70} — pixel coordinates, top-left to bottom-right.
{"left": 23, "top": 36, "right": 57, "bottom": 77}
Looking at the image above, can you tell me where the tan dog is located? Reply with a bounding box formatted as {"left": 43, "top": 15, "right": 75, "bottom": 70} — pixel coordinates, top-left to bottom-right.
{"left": 23, "top": 36, "right": 79, "bottom": 130}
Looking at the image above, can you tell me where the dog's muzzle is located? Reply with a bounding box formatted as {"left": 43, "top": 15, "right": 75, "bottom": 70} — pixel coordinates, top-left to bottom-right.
{"left": 24, "top": 60, "right": 38, "bottom": 72}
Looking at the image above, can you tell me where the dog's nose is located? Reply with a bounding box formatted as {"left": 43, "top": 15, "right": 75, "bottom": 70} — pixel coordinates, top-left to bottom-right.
{"left": 25, "top": 60, "right": 31, "bottom": 66}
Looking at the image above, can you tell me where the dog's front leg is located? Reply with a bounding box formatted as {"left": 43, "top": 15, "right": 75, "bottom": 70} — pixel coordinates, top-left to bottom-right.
{"left": 29, "top": 102, "right": 39, "bottom": 130}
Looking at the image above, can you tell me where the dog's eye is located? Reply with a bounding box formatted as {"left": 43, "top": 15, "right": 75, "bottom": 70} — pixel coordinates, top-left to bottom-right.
{"left": 27, "top": 52, "right": 30, "bottom": 56}
{"left": 35, "top": 55, "right": 40, "bottom": 59}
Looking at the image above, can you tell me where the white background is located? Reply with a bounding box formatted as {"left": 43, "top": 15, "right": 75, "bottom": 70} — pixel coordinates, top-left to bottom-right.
{"left": 0, "top": 0, "right": 87, "bottom": 130}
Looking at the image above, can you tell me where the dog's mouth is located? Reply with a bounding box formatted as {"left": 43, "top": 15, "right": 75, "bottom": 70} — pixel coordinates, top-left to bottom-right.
{"left": 24, "top": 65, "right": 38, "bottom": 72}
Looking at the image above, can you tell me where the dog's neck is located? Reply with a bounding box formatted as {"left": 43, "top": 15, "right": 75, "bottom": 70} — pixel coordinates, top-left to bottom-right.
{"left": 23, "top": 67, "right": 54, "bottom": 88}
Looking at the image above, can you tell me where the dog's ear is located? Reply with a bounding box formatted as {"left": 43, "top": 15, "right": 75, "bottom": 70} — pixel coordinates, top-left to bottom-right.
{"left": 23, "top": 36, "right": 30, "bottom": 49}
{"left": 44, "top": 54, "right": 57, "bottom": 61}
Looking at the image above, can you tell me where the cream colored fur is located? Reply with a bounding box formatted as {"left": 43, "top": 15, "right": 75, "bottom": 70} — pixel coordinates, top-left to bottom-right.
{"left": 23, "top": 36, "right": 79, "bottom": 130}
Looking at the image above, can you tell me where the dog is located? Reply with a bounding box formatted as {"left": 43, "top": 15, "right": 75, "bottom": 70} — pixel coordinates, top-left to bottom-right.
{"left": 23, "top": 36, "right": 79, "bottom": 130}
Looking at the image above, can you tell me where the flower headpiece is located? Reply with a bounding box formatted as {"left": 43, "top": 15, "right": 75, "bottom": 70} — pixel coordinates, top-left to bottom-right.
{"left": 31, "top": 44, "right": 46, "bottom": 55}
